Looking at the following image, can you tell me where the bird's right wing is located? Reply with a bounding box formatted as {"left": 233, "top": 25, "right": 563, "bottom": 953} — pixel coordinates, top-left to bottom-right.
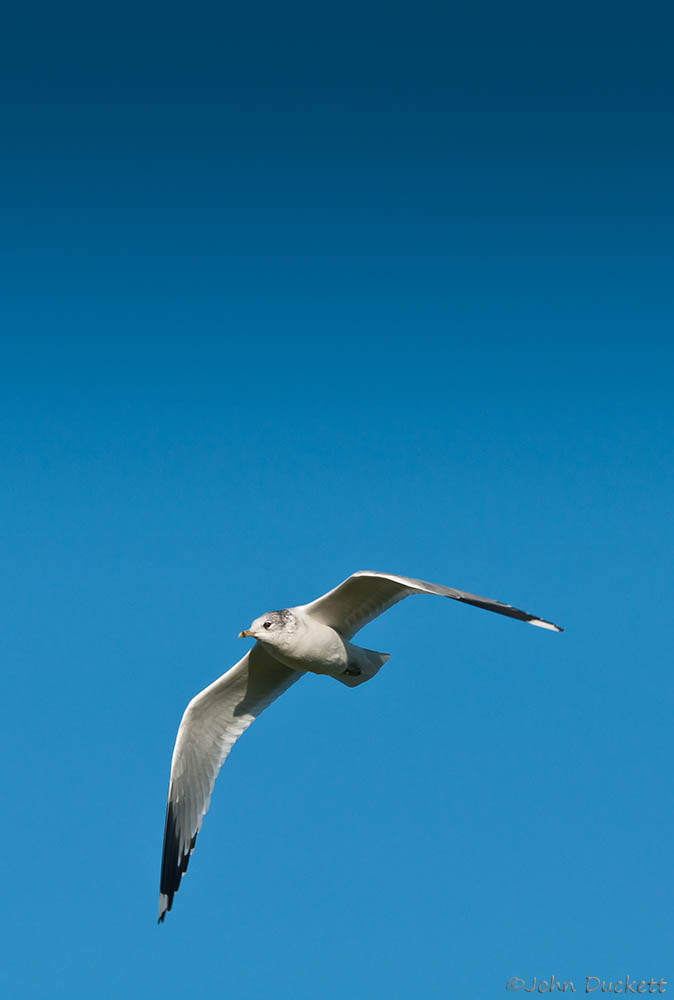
{"left": 158, "top": 644, "right": 302, "bottom": 922}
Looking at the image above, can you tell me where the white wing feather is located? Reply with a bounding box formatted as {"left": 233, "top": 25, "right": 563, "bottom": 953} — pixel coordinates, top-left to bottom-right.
{"left": 300, "top": 570, "right": 563, "bottom": 638}
{"left": 158, "top": 644, "right": 302, "bottom": 922}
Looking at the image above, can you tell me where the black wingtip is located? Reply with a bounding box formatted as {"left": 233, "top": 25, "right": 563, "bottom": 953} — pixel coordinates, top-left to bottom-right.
{"left": 158, "top": 799, "right": 198, "bottom": 923}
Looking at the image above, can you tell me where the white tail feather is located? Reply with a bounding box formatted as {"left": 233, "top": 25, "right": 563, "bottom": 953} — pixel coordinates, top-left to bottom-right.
{"left": 334, "top": 647, "right": 390, "bottom": 687}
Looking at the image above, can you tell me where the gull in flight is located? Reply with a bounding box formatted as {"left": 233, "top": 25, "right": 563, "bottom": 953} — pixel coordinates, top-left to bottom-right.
{"left": 158, "top": 570, "right": 562, "bottom": 921}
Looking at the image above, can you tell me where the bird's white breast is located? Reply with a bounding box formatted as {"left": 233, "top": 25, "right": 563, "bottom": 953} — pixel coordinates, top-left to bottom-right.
{"left": 261, "top": 614, "right": 348, "bottom": 677}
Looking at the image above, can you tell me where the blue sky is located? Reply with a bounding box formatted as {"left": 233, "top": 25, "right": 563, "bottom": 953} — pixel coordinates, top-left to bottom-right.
{"left": 2, "top": 4, "right": 673, "bottom": 999}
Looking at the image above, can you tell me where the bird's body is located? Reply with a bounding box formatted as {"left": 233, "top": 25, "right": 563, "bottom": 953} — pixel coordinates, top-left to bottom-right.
{"left": 244, "top": 608, "right": 389, "bottom": 685}
{"left": 158, "top": 569, "right": 562, "bottom": 922}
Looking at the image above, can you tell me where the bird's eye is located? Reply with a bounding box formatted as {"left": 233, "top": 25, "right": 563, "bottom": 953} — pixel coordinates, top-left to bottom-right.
{"left": 263, "top": 621, "right": 272, "bottom": 630}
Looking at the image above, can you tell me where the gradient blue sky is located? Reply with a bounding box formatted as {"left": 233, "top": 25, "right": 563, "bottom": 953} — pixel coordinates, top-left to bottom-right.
{"left": 2, "top": 3, "right": 673, "bottom": 998}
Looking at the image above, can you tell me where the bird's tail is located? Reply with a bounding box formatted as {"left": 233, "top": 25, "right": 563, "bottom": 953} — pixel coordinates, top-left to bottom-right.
{"left": 336, "top": 646, "right": 390, "bottom": 688}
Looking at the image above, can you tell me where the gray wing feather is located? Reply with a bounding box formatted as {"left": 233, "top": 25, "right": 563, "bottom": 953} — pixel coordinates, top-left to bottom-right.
{"left": 301, "top": 570, "right": 563, "bottom": 638}
{"left": 158, "top": 644, "right": 302, "bottom": 922}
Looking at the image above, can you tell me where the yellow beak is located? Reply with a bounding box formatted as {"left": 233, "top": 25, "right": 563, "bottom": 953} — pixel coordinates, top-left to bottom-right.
{"left": 238, "top": 629, "right": 252, "bottom": 638}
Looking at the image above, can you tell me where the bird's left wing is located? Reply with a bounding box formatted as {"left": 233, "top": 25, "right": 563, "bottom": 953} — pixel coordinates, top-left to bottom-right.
{"left": 158, "top": 644, "right": 302, "bottom": 922}
{"left": 300, "top": 570, "right": 563, "bottom": 638}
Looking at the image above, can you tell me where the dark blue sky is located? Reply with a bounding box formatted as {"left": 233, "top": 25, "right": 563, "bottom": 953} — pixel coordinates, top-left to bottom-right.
{"left": 2, "top": 3, "right": 673, "bottom": 998}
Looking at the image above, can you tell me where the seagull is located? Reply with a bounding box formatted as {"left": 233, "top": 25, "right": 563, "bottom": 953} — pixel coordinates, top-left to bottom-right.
{"left": 158, "top": 570, "right": 562, "bottom": 922}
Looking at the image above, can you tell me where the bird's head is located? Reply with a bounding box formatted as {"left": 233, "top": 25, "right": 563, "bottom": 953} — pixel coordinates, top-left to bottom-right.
{"left": 238, "top": 609, "right": 298, "bottom": 645}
